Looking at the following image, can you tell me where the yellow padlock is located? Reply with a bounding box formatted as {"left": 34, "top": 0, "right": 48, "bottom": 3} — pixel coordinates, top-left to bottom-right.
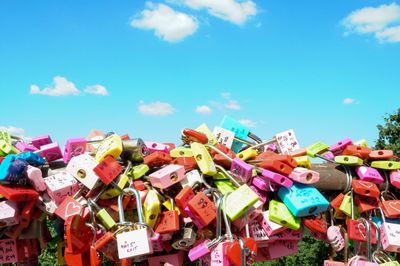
{"left": 236, "top": 148, "right": 258, "bottom": 161}
{"left": 294, "top": 155, "right": 311, "bottom": 169}
{"left": 196, "top": 123, "right": 218, "bottom": 145}
{"left": 339, "top": 191, "right": 352, "bottom": 217}
{"left": 130, "top": 164, "right": 150, "bottom": 180}
{"left": 190, "top": 142, "right": 217, "bottom": 176}
{"left": 95, "top": 134, "right": 123, "bottom": 162}
{"left": 170, "top": 147, "right": 193, "bottom": 158}
{"left": 143, "top": 189, "right": 160, "bottom": 228}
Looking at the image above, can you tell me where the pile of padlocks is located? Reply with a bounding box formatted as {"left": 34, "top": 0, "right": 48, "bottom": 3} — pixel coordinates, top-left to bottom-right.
{"left": 0, "top": 115, "right": 399, "bottom": 266}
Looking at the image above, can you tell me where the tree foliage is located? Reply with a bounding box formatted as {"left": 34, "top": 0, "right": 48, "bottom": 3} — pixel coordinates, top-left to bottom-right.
{"left": 375, "top": 108, "right": 400, "bottom": 155}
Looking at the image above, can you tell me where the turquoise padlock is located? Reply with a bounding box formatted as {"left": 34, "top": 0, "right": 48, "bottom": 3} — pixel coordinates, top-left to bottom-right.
{"left": 220, "top": 115, "right": 250, "bottom": 153}
{"left": 278, "top": 182, "right": 329, "bottom": 217}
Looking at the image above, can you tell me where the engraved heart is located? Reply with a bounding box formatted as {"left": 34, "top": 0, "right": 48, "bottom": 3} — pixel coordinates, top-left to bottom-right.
{"left": 359, "top": 166, "right": 367, "bottom": 175}
{"left": 356, "top": 222, "right": 366, "bottom": 239}
{"left": 64, "top": 201, "right": 82, "bottom": 218}
{"left": 388, "top": 201, "right": 400, "bottom": 213}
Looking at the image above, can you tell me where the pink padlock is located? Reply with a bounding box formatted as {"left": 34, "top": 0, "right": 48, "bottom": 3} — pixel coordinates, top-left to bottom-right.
{"left": 15, "top": 142, "right": 38, "bottom": 152}
{"left": 63, "top": 138, "right": 87, "bottom": 163}
{"left": 148, "top": 251, "right": 185, "bottom": 265}
{"left": 26, "top": 165, "right": 46, "bottom": 192}
{"left": 389, "top": 170, "right": 400, "bottom": 188}
{"left": 31, "top": 135, "right": 52, "bottom": 149}
{"left": 355, "top": 166, "right": 384, "bottom": 184}
{"left": 149, "top": 164, "right": 185, "bottom": 189}
{"left": 44, "top": 171, "right": 80, "bottom": 205}
{"left": 329, "top": 138, "right": 353, "bottom": 155}
{"left": 145, "top": 141, "right": 170, "bottom": 154}
{"left": 270, "top": 228, "right": 303, "bottom": 242}
{"left": 184, "top": 206, "right": 204, "bottom": 229}
{"left": 327, "top": 226, "right": 345, "bottom": 251}
{"left": 150, "top": 232, "right": 164, "bottom": 252}
{"left": 232, "top": 202, "right": 262, "bottom": 231}
{"left": 249, "top": 219, "right": 270, "bottom": 247}
{"left": 188, "top": 239, "right": 212, "bottom": 261}
{"left": 259, "top": 210, "right": 286, "bottom": 237}
{"left": 250, "top": 185, "right": 268, "bottom": 204}
{"left": 261, "top": 169, "right": 293, "bottom": 188}
{"left": 230, "top": 157, "right": 254, "bottom": 183}
{"left": 252, "top": 176, "right": 275, "bottom": 192}
{"left": 210, "top": 241, "right": 230, "bottom": 266}
{"left": 39, "top": 142, "right": 63, "bottom": 162}
{"left": 322, "top": 151, "right": 335, "bottom": 161}
{"left": 0, "top": 239, "right": 21, "bottom": 264}
{"left": 288, "top": 167, "right": 320, "bottom": 184}
{"left": 0, "top": 200, "right": 19, "bottom": 227}
{"left": 263, "top": 240, "right": 298, "bottom": 259}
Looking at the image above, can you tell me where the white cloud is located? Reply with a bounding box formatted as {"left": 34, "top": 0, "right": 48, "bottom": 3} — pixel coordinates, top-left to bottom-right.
{"left": 343, "top": 98, "right": 355, "bottom": 104}
{"left": 84, "top": 85, "right": 109, "bottom": 96}
{"left": 225, "top": 100, "right": 241, "bottom": 110}
{"left": 239, "top": 119, "right": 256, "bottom": 128}
{"left": 138, "top": 101, "right": 176, "bottom": 116}
{"left": 131, "top": 3, "right": 198, "bottom": 42}
{"left": 195, "top": 105, "right": 212, "bottom": 115}
{"left": 342, "top": 3, "right": 400, "bottom": 43}
{"left": 0, "top": 126, "right": 26, "bottom": 137}
{"left": 221, "top": 92, "right": 231, "bottom": 99}
{"left": 30, "top": 76, "right": 108, "bottom": 96}
{"left": 30, "top": 76, "right": 80, "bottom": 96}
{"left": 178, "top": 0, "right": 256, "bottom": 25}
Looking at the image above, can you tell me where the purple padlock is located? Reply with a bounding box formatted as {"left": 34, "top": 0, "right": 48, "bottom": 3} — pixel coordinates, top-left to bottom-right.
{"left": 188, "top": 239, "right": 211, "bottom": 261}
{"left": 261, "top": 169, "right": 293, "bottom": 188}
{"left": 329, "top": 138, "right": 353, "bottom": 155}
{"left": 39, "top": 142, "right": 63, "bottom": 162}
{"left": 15, "top": 142, "right": 38, "bottom": 152}
{"left": 355, "top": 166, "right": 384, "bottom": 184}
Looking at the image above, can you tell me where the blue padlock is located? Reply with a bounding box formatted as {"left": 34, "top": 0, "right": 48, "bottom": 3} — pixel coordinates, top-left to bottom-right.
{"left": 17, "top": 151, "right": 45, "bottom": 166}
{"left": 0, "top": 154, "right": 17, "bottom": 180}
{"left": 220, "top": 116, "right": 250, "bottom": 153}
{"left": 278, "top": 182, "right": 329, "bottom": 217}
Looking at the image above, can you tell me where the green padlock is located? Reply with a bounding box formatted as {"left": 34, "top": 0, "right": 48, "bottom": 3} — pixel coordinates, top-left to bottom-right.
{"left": 306, "top": 141, "right": 330, "bottom": 158}
{"left": 170, "top": 147, "right": 193, "bottom": 158}
{"left": 130, "top": 164, "right": 150, "bottom": 179}
{"left": 214, "top": 180, "right": 236, "bottom": 195}
{"left": 334, "top": 155, "right": 363, "bottom": 166}
{"left": 224, "top": 184, "right": 259, "bottom": 221}
{"left": 268, "top": 199, "right": 301, "bottom": 230}
{"left": 371, "top": 160, "right": 400, "bottom": 170}
{"left": 339, "top": 191, "right": 352, "bottom": 217}
{"left": 88, "top": 199, "right": 116, "bottom": 230}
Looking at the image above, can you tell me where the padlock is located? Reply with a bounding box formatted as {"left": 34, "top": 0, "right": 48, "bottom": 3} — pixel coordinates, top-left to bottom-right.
{"left": 15, "top": 141, "right": 38, "bottom": 152}
{"left": 191, "top": 142, "right": 217, "bottom": 176}
{"left": 306, "top": 141, "right": 330, "bottom": 159}
{"left": 93, "top": 231, "right": 119, "bottom": 262}
{"left": 263, "top": 240, "right": 299, "bottom": 260}
{"left": 181, "top": 128, "right": 209, "bottom": 145}
{"left": 348, "top": 218, "right": 377, "bottom": 265}
{"left": 273, "top": 129, "right": 300, "bottom": 155}
{"left": 237, "top": 148, "right": 258, "bottom": 161}
{"left": 155, "top": 198, "right": 180, "bottom": 234}
{"left": 93, "top": 155, "right": 123, "bottom": 185}
{"left": 66, "top": 153, "right": 101, "bottom": 190}
{"left": 172, "top": 222, "right": 197, "bottom": 250}
{"left": 180, "top": 169, "right": 203, "bottom": 188}
{"left": 339, "top": 191, "right": 352, "bottom": 216}
{"left": 220, "top": 115, "right": 252, "bottom": 153}
{"left": 352, "top": 179, "right": 380, "bottom": 198}
{"left": 288, "top": 167, "right": 320, "bottom": 184}
{"left": 35, "top": 193, "right": 58, "bottom": 215}
{"left": 86, "top": 224, "right": 103, "bottom": 266}
{"left": 251, "top": 176, "right": 276, "bottom": 192}
{"left": 329, "top": 137, "right": 353, "bottom": 155}
{"left": 259, "top": 210, "right": 286, "bottom": 236}
{"left": 327, "top": 209, "right": 345, "bottom": 252}
{"left": 380, "top": 191, "right": 400, "bottom": 218}
{"left": 172, "top": 156, "right": 198, "bottom": 171}
{"left": 144, "top": 141, "right": 170, "bottom": 154}
{"left": 255, "top": 150, "right": 298, "bottom": 168}
{"left": 371, "top": 160, "right": 400, "bottom": 170}
{"left": 212, "top": 144, "right": 236, "bottom": 168}
{"left": 389, "top": 170, "right": 400, "bottom": 188}
{"left": 144, "top": 151, "right": 172, "bottom": 168}
{"left": 37, "top": 142, "right": 63, "bottom": 162}
{"left": 0, "top": 239, "right": 22, "bottom": 264}
{"left": 170, "top": 146, "right": 193, "bottom": 158}
{"left": 64, "top": 204, "right": 93, "bottom": 254}
{"left": 88, "top": 198, "right": 116, "bottom": 230}
{"left": 175, "top": 185, "right": 195, "bottom": 215}
{"left": 324, "top": 229, "right": 349, "bottom": 265}
{"left": 26, "top": 165, "right": 46, "bottom": 191}
{"left": 129, "top": 163, "right": 149, "bottom": 180}
{"left": 369, "top": 150, "right": 394, "bottom": 160}
{"left": 347, "top": 190, "right": 377, "bottom": 244}
{"left": 149, "top": 164, "right": 185, "bottom": 189}
{"left": 31, "top": 135, "right": 52, "bottom": 149}
{"left": 268, "top": 199, "right": 300, "bottom": 230}
{"left": 278, "top": 182, "right": 329, "bottom": 217}
{"left": 213, "top": 126, "right": 235, "bottom": 149}
{"left": 63, "top": 137, "right": 87, "bottom": 164}
{"left": 187, "top": 191, "right": 217, "bottom": 226}
{"left": 335, "top": 155, "right": 363, "bottom": 166}
{"left": 258, "top": 158, "right": 294, "bottom": 176}
{"left": 250, "top": 184, "right": 268, "bottom": 204}
{"left": 224, "top": 184, "right": 259, "bottom": 221}
{"left": 356, "top": 166, "right": 385, "bottom": 184}
{"left": 0, "top": 185, "right": 39, "bottom": 201}
{"left": 294, "top": 155, "right": 312, "bottom": 169}
{"left": 120, "top": 138, "right": 146, "bottom": 163}
{"left": 99, "top": 162, "right": 131, "bottom": 199}
{"left": 116, "top": 187, "right": 153, "bottom": 259}
{"left": 44, "top": 171, "right": 80, "bottom": 205}
{"left": 55, "top": 194, "right": 85, "bottom": 221}
{"left": 143, "top": 188, "right": 160, "bottom": 228}
{"left": 260, "top": 168, "right": 293, "bottom": 188}
{"left": 354, "top": 194, "right": 379, "bottom": 213}
{"left": 0, "top": 200, "right": 19, "bottom": 227}
{"left": 342, "top": 145, "right": 371, "bottom": 160}
{"left": 94, "top": 134, "right": 123, "bottom": 162}
{"left": 302, "top": 214, "right": 328, "bottom": 237}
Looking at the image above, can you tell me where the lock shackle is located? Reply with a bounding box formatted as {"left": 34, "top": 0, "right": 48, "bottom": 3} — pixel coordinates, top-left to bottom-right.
{"left": 239, "top": 237, "right": 247, "bottom": 266}
{"left": 223, "top": 192, "right": 234, "bottom": 242}
{"left": 233, "top": 137, "right": 257, "bottom": 147}
{"left": 382, "top": 171, "right": 390, "bottom": 193}
{"left": 342, "top": 166, "right": 353, "bottom": 193}
{"left": 143, "top": 182, "right": 165, "bottom": 201}
{"left": 215, "top": 165, "right": 242, "bottom": 188}
{"left": 206, "top": 144, "right": 233, "bottom": 162}
{"left": 199, "top": 172, "right": 212, "bottom": 189}
{"left": 368, "top": 221, "right": 382, "bottom": 251}
{"left": 86, "top": 200, "right": 98, "bottom": 230}
{"left": 135, "top": 222, "right": 156, "bottom": 236}
{"left": 357, "top": 218, "right": 372, "bottom": 261}
{"left": 85, "top": 222, "right": 98, "bottom": 246}
{"left": 380, "top": 190, "right": 397, "bottom": 201}
{"left": 373, "top": 207, "right": 386, "bottom": 224}
{"left": 117, "top": 187, "right": 145, "bottom": 225}
{"left": 350, "top": 189, "right": 355, "bottom": 220}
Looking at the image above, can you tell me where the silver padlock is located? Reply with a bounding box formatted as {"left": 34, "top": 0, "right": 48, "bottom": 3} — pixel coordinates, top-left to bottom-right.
{"left": 172, "top": 222, "right": 197, "bottom": 250}
{"left": 120, "top": 138, "right": 146, "bottom": 163}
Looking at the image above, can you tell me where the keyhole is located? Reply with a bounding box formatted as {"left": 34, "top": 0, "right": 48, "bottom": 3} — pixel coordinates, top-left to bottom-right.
{"left": 308, "top": 206, "right": 317, "bottom": 214}
{"left": 344, "top": 157, "right": 349, "bottom": 161}
{"left": 179, "top": 151, "right": 185, "bottom": 156}
{"left": 77, "top": 169, "right": 86, "bottom": 178}
{"left": 239, "top": 154, "right": 243, "bottom": 158}
{"left": 365, "top": 190, "right": 370, "bottom": 195}
{"left": 149, "top": 214, "right": 156, "bottom": 220}
{"left": 280, "top": 220, "right": 287, "bottom": 225}
{"left": 306, "top": 173, "right": 312, "bottom": 181}
{"left": 388, "top": 162, "right": 393, "bottom": 167}
{"left": 196, "top": 154, "right": 202, "bottom": 161}
{"left": 378, "top": 150, "right": 383, "bottom": 155}
{"left": 178, "top": 240, "right": 187, "bottom": 247}
{"left": 280, "top": 177, "right": 285, "bottom": 184}
{"left": 170, "top": 172, "right": 178, "bottom": 182}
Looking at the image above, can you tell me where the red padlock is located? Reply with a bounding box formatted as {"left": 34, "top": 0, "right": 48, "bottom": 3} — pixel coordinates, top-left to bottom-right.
{"left": 144, "top": 151, "right": 172, "bottom": 168}
{"left": 259, "top": 159, "right": 293, "bottom": 176}
{"left": 187, "top": 192, "right": 216, "bottom": 226}
{"left": 0, "top": 185, "right": 39, "bottom": 201}
{"left": 93, "top": 155, "right": 123, "bottom": 185}
{"left": 342, "top": 145, "right": 371, "bottom": 160}
{"left": 351, "top": 180, "right": 380, "bottom": 198}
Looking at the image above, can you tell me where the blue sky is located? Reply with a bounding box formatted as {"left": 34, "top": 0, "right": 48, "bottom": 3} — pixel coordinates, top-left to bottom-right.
{"left": 1, "top": 0, "right": 399, "bottom": 148}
